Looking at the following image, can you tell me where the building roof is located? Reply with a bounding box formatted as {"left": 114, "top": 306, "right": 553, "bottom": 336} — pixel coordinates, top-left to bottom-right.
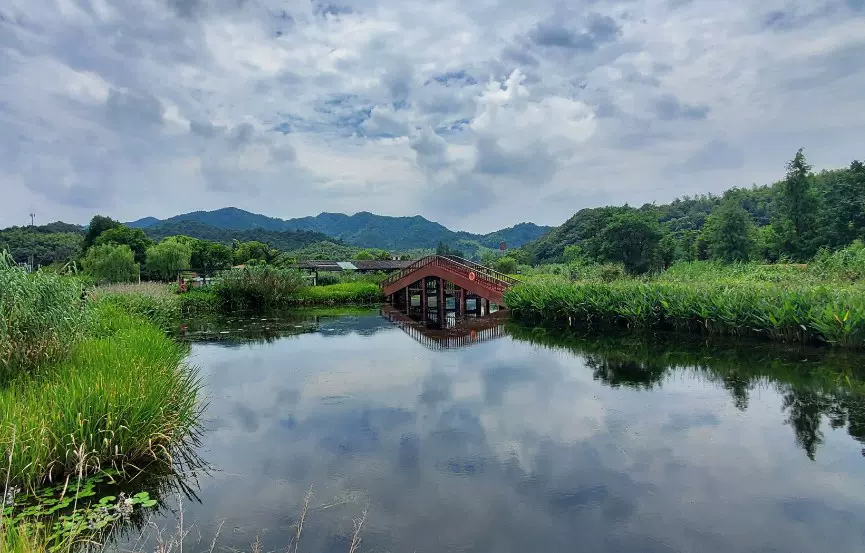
{"left": 292, "top": 259, "right": 413, "bottom": 271}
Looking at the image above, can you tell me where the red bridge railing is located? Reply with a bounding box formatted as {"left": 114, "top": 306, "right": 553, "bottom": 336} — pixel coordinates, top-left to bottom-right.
{"left": 381, "top": 255, "right": 520, "bottom": 293}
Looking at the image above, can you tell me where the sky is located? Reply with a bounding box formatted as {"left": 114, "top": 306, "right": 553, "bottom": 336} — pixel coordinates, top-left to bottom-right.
{"left": 1, "top": 0, "right": 863, "bottom": 233}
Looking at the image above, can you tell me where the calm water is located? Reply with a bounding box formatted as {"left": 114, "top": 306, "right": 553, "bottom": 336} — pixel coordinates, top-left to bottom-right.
{"left": 115, "top": 308, "right": 865, "bottom": 553}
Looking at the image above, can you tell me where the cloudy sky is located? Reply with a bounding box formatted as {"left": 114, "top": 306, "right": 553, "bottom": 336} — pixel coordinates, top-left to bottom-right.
{"left": 1, "top": 0, "right": 863, "bottom": 232}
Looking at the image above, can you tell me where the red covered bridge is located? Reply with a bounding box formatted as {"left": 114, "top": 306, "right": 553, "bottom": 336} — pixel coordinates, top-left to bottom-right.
{"left": 381, "top": 256, "right": 519, "bottom": 320}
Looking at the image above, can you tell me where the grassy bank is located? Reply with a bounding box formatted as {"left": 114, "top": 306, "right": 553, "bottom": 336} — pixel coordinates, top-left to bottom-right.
{"left": 505, "top": 279, "right": 865, "bottom": 348}
{"left": 1, "top": 304, "right": 201, "bottom": 488}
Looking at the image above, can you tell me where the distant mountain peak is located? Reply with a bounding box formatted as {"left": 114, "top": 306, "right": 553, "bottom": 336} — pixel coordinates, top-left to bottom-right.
{"left": 129, "top": 208, "right": 552, "bottom": 253}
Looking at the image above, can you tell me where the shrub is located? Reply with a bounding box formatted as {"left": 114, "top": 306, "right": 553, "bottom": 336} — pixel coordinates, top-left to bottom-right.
{"left": 214, "top": 266, "right": 305, "bottom": 310}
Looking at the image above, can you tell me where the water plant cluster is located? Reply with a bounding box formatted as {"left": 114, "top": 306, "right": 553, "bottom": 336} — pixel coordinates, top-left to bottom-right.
{"left": 504, "top": 271, "right": 865, "bottom": 348}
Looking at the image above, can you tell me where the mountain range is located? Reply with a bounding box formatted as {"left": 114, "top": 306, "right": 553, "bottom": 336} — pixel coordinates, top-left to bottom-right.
{"left": 129, "top": 208, "right": 551, "bottom": 252}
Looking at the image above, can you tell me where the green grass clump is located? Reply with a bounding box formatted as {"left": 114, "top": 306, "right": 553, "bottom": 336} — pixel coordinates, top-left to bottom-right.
{"left": 0, "top": 255, "right": 89, "bottom": 379}
{"left": 0, "top": 304, "right": 201, "bottom": 487}
{"left": 504, "top": 280, "right": 865, "bottom": 348}
{"left": 289, "top": 282, "right": 383, "bottom": 306}
{"left": 214, "top": 266, "right": 306, "bottom": 310}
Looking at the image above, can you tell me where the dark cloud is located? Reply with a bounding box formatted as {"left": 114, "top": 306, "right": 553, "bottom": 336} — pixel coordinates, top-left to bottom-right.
{"left": 653, "top": 93, "right": 710, "bottom": 121}
{"left": 410, "top": 128, "right": 449, "bottom": 170}
{"left": 167, "top": 0, "right": 202, "bottom": 18}
{"left": 529, "top": 13, "right": 621, "bottom": 53}
{"left": 189, "top": 120, "right": 222, "bottom": 137}
{"left": 105, "top": 89, "right": 165, "bottom": 130}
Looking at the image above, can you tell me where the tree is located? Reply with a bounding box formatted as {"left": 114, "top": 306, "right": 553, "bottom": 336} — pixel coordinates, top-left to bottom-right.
{"left": 563, "top": 244, "right": 585, "bottom": 264}
{"left": 824, "top": 160, "right": 865, "bottom": 248}
{"left": 494, "top": 256, "right": 518, "bottom": 274}
{"left": 777, "top": 148, "right": 815, "bottom": 259}
{"left": 233, "top": 241, "right": 277, "bottom": 265}
{"left": 701, "top": 200, "right": 755, "bottom": 263}
{"left": 83, "top": 243, "right": 139, "bottom": 283}
{"left": 145, "top": 240, "right": 192, "bottom": 281}
{"left": 598, "top": 211, "right": 663, "bottom": 274}
{"left": 436, "top": 242, "right": 465, "bottom": 259}
{"left": 354, "top": 249, "right": 392, "bottom": 261}
{"left": 83, "top": 215, "right": 121, "bottom": 250}
{"left": 658, "top": 233, "right": 679, "bottom": 269}
{"left": 94, "top": 225, "right": 153, "bottom": 264}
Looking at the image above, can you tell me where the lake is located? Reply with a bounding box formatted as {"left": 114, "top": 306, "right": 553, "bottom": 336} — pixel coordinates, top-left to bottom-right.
{"left": 113, "top": 308, "right": 865, "bottom": 553}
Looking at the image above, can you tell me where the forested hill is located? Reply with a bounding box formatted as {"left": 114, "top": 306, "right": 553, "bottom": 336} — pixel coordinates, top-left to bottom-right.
{"left": 140, "top": 221, "right": 333, "bottom": 252}
{"left": 129, "top": 208, "right": 551, "bottom": 251}
{"left": 524, "top": 155, "right": 864, "bottom": 267}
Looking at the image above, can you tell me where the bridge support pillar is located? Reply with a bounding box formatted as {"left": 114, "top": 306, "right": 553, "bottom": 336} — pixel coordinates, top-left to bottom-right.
{"left": 460, "top": 288, "right": 466, "bottom": 318}
{"left": 438, "top": 277, "right": 444, "bottom": 325}
{"left": 481, "top": 297, "right": 488, "bottom": 316}
{"left": 421, "top": 277, "right": 428, "bottom": 322}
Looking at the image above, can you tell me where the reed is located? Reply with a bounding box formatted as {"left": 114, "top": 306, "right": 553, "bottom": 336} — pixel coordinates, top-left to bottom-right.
{"left": 0, "top": 304, "right": 202, "bottom": 488}
{"left": 0, "top": 254, "right": 89, "bottom": 379}
{"left": 288, "top": 282, "right": 383, "bottom": 306}
{"left": 504, "top": 279, "right": 865, "bottom": 348}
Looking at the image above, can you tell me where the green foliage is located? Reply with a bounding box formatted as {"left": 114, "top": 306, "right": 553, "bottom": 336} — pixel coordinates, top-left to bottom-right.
{"left": 0, "top": 304, "right": 201, "bottom": 487}
{"left": 145, "top": 239, "right": 192, "bottom": 281}
{"left": 525, "top": 151, "right": 865, "bottom": 268}
{"left": 134, "top": 207, "right": 551, "bottom": 252}
{"left": 353, "top": 249, "right": 392, "bottom": 260}
{"left": 82, "top": 244, "right": 140, "bottom": 284}
{"left": 289, "top": 282, "right": 383, "bottom": 306}
{"left": 214, "top": 266, "right": 306, "bottom": 310}
{"left": 232, "top": 240, "right": 278, "bottom": 265}
{"left": 0, "top": 226, "right": 82, "bottom": 267}
{"left": 598, "top": 210, "right": 663, "bottom": 274}
{"left": 0, "top": 254, "right": 89, "bottom": 377}
{"left": 436, "top": 242, "right": 465, "bottom": 259}
{"left": 93, "top": 226, "right": 153, "bottom": 265}
{"left": 82, "top": 216, "right": 121, "bottom": 251}
{"left": 141, "top": 220, "right": 334, "bottom": 253}
{"left": 494, "top": 256, "right": 518, "bottom": 274}
{"left": 291, "top": 240, "right": 360, "bottom": 261}
{"left": 701, "top": 199, "right": 755, "bottom": 262}
{"left": 3, "top": 474, "right": 159, "bottom": 552}
{"left": 505, "top": 278, "right": 865, "bottom": 349}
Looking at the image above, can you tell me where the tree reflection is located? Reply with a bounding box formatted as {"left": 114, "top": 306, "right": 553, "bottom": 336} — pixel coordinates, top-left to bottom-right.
{"left": 508, "top": 325, "right": 865, "bottom": 461}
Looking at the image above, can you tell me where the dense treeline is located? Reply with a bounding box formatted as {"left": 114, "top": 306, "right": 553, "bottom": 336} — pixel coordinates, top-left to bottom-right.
{"left": 0, "top": 224, "right": 83, "bottom": 268}
{"left": 523, "top": 150, "right": 865, "bottom": 271}
{"left": 142, "top": 220, "right": 333, "bottom": 252}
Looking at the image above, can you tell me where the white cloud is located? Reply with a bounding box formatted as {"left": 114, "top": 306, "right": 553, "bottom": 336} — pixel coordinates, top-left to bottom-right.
{"left": 1, "top": 0, "right": 864, "bottom": 230}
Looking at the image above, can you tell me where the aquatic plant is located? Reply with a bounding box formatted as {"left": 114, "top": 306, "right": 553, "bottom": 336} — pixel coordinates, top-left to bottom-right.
{"left": 214, "top": 266, "right": 306, "bottom": 310}
{"left": 289, "top": 282, "right": 383, "bottom": 306}
{"left": 0, "top": 304, "right": 202, "bottom": 487}
{"left": 0, "top": 254, "right": 89, "bottom": 379}
{"left": 504, "top": 280, "right": 865, "bottom": 348}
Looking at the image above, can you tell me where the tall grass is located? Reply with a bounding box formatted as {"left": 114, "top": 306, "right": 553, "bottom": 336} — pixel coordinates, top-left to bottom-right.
{"left": 0, "top": 304, "right": 202, "bottom": 487}
{"left": 504, "top": 280, "right": 865, "bottom": 348}
{"left": 0, "top": 254, "right": 89, "bottom": 379}
{"left": 214, "top": 266, "right": 305, "bottom": 310}
{"left": 289, "top": 282, "right": 383, "bottom": 306}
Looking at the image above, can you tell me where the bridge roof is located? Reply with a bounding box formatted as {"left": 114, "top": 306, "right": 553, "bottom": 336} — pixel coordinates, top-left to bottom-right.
{"left": 293, "top": 260, "right": 414, "bottom": 271}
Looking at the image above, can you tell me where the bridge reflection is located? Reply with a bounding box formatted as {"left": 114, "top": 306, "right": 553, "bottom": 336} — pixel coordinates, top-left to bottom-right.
{"left": 381, "top": 305, "right": 508, "bottom": 350}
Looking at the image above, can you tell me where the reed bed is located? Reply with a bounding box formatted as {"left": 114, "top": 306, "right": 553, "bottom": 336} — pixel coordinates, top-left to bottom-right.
{"left": 288, "top": 282, "right": 383, "bottom": 306}
{"left": 504, "top": 280, "right": 865, "bottom": 348}
{"left": 213, "top": 266, "right": 305, "bottom": 310}
{"left": 0, "top": 304, "right": 202, "bottom": 488}
{"left": 0, "top": 255, "right": 89, "bottom": 379}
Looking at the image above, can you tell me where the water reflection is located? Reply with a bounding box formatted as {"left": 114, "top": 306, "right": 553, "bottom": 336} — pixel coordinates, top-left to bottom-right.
{"left": 110, "top": 310, "right": 865, "bottom": 553}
